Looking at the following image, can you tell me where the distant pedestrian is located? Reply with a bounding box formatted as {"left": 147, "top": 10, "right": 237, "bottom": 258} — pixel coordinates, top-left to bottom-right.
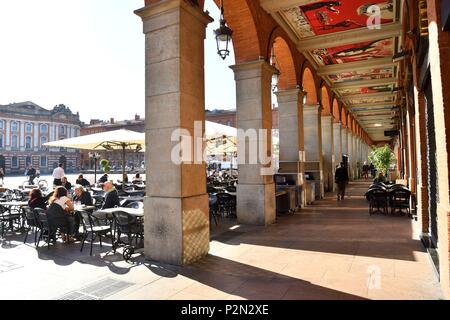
{"left": 52, "top": 163, "right": 65, "bottom": 187}
{"left": 335, "top": 162, "right": 349, "bottom": 201}
{"left": 0, "top": 167, "right": 4, "bottom": 184}
{"left": 26, "top": 165, "right": 37, "bottom": 185}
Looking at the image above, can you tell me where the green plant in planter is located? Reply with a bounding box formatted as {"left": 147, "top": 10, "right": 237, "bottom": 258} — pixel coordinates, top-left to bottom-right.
{"left": 368, "top": 145, "right": 396, "bottom": 176}
{"left": 100, "top": 159, "right": 111, "bottom": 174}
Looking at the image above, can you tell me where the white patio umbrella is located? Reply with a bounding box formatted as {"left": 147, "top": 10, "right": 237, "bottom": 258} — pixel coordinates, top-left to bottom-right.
{"left": 44, "top": 123, "right": 238, "bottom": 182}
{"left": 44, "top": 129, "right": 145, "bottom": 185}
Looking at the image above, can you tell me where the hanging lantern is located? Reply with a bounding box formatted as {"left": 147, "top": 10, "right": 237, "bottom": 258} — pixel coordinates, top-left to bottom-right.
{"left": 214, "top": 0, "right": 233, "bottom": 60}
{"left": 270, "top": 48, "right": 280, "bottom": 92}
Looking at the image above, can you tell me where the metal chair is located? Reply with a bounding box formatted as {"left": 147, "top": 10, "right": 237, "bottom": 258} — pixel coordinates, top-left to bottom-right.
{"left": 209, "top": 194, "right": 219, "bottom": 226}
{"left": 126, "top": 201, "right": 144, "bottom": 209}
{"left": 36, "top": 209, "right": 55, "bottom": 249}
{"left": 112, "top": 211, "right": 144, "bottom": 260}
{"left": 79, "top": 211, "right": 112, "bottom": 256}
{"left": 390, "top": 188, "right": 411, "bottom": 216}
{"left": 23, "top": 206, "right": 40, "bottom": 245}
{"left": 0, "top": 204, "right": 22, "bottom": 238}
{"left": 367, "top": 188, "right": 389, "bottom": 215}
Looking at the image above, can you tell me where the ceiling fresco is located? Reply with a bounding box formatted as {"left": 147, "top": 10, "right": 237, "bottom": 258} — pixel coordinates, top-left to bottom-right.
{"left": 311, "top": 38, "right": 394, "bottom": 66}
{"left": 265, "top": 0, "right": 402, "bottom": 141}
{"left": 328, "top": 67, "right": 394, "bottom": 83}
{"left": 348, "top": 95, "right": 395, "bottom": 105}
{"left": 340, "top": 85, "right": 394, "bottom": 96}
{"left": 283, "top": 0, "right": 394, "bottom": 38}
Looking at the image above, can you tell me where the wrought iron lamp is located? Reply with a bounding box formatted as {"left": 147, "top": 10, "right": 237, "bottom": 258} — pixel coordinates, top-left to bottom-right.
{"left": 214, "top": 0, "right": 233, "bottom": 60}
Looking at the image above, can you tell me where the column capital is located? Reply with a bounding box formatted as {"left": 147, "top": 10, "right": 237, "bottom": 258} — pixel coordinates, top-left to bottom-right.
{"left": 333, "top": 122, "right": 342, "bottom": 129}
{"left": 230, "top": 60, "right": 278, "bottom": 80}
{"left": 135, "top": 0, "right": 213, "bottom": 26}
{"left": 321, "top": 114, "right": 333, "bottom": 121}
{"left": 303, "top": 103, "right": 321, "bottom": 115}
{"left": 275, "top": 88, "right": 302, "bottom": 103}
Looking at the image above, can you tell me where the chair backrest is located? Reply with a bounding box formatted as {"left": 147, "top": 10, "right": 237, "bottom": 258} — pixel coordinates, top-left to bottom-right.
{"left": 112, "top": 211, "right": 136, "bottom": 234}
{"left": 36, "top": 209, "right": 49, "bottom": 229}
{"left": 23, "top": 206, "right": 37, "bottom": 226}
{"left": 226, "top": 186, "right": 237, "bottom": 193}
{"left": 209, "top": 195, "right": 218, "bottom": 206}
{"left": 79, "top": 211, "right": 95, "bottom": 230}
{"left": 126, "top": 201, "right": 144, "bottom": 209}
{"left": 391, "top": 188, "right": 411, "bottom": 202}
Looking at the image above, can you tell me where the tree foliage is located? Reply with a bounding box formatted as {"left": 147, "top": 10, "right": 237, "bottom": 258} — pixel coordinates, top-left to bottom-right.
{"left": 100, "top": 159, "right": 111, "bottom": 174}
{"left": 368, "top": 145, "right": 396, "bottom": 176}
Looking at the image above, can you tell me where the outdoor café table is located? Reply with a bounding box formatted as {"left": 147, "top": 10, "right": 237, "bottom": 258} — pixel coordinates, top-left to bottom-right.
{"left": 93, "top": 207, "right": 144, "bottom": 220}
{"left": 74, "top": 205, "right": 96, "bottom": 213}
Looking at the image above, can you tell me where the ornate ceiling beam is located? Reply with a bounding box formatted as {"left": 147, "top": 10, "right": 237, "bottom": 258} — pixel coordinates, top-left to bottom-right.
{"left": 296, "top": 23, "right": 402, "bottom": 51}
{"left": 342, "top": 91, "right": 398, "bottom": 100}
{"left": 333, "top": 77, "right": 398, "bottom": 90}
{"left": 317, "top": 58, "right": 397, "bottom": 76}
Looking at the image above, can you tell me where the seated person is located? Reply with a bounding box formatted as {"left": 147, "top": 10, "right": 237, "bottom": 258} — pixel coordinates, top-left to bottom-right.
{"left": 28, "top": 188, "right": 48, "bottom": 210}
{"left": 73, "top": 185, "right": 93, "bottom": 206}
{"left": 98, "top": 174, "right": 108, "bottom": 184}
{"left": 102, "top": 181, "right": 120, "bottom": 209}
{"left": 61, "top": 176, "right": 72, "bottom": 191}
{"left": 47, "top": 186, "right": 75, "bottom": 243}
{"left": 75, "top": 175, "right": 91, "bottom": 188}
{"left": 374, "top": 172, "right": 388, "bottom": 184}
{"left": 132, "top": 173, "right": 143, "bottom": 184}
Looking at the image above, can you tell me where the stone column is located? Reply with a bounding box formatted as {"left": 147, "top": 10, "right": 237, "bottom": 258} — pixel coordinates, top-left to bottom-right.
{"left": 347, "top": 130, "right": 354, "bottom": 180}
{"left": 304, "top": 104, "right": 324, "bottom": 198}
{"left": 333, "top": 122, "right": 342, "bottom": 174}
{"left": 136, "top": 0, "right": 212, "bottom": 265}
{"left": 231, "top": 60, "right": 276, "bottom": 225}
{"left": 276, "top": 89, "right": 306, "bottom": 205}
{"left": 321, "top": 115, "right": 334, "bottom": 192}
{"left": 5, "top": 120, "right": 10, "bottom": 149}
{"left": 342, "top": 127, "right": 348, "bottom": 158}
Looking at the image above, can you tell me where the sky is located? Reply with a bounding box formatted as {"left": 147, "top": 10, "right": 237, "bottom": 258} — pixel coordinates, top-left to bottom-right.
{"left": 0, "top": 0, "right": 236, "bottom": 123}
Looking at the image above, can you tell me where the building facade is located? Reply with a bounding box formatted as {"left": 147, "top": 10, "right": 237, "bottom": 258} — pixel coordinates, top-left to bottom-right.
{"left": 206, "top": 108, "right": 279, "bottom": 129}
{"left": 80, "top": 115, "right": 145, "bottom": 171}
{"left": 0, "top": 102, "right": 81, "bottom": 174}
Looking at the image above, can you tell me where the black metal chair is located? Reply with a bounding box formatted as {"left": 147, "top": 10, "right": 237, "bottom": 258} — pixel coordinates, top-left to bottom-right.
{"left": 112, "top": 211, "right": 144, "bottom": 260}
{"left": 390, "top": 188, "right": 411, "bottom": 216}
{"left": 367, "top": 188, "right": 389, "bottom": 215}
{"left": 79, "top": 211, "right": 112, "bottom": 256}
{"left": 209, "top": 194, "right": 219, "bottom": 226}
{"left": 0, "top": 204, "right": 22, "bottom": 238}
{"left": 36, "top": 210, "right": 55, "bottom": 249}
{"left": 93, "top": 195, "right": 105, "bottom": 210}
{"left": 126, "top": 201, "right": 144, "bottom": 209}
{"left": 23, "top": 206, "right": 40, "bottom": 245}
{"left": 216, "top": 192, "right": 236, "bottom": 218}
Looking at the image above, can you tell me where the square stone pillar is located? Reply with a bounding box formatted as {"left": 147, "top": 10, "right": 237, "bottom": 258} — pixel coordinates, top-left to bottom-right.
{"left": 342, "top": 127, "right": 348, "bottom": 157}
{"left": 304, "top": 104, "right": 324, "bottom": 198}
{"left": 333, "top": 122, "right": 343, "bottom": 167}
{"left": 321, "top": 115, "right": 335, "bottom": 192}
{"left": 136, "top": 0, "right": 212, "bottom": 265}
{"left": 347, "top": 130, "right": 354, "bottom": 180}
{"left": 230, "top": 60, "right": 276, "bottom": 226}
{"left": 276, "top": 89, "right": 306, "bottom": 205}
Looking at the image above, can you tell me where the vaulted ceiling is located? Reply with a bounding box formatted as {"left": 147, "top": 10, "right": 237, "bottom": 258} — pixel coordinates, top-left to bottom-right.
{"left": 261, "top": 0, "right": 403, "bottom": 142}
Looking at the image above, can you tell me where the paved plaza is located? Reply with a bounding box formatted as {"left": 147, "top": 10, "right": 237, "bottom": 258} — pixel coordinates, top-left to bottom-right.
{"left": 0, "top": 183, "right": 443, "bottom": 300}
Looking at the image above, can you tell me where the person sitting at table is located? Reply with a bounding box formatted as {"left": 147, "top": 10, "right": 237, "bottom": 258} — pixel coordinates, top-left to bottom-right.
{"left": 98, "top": 174, "right": 108, "bottom": 184}
{"left": 61, "top": 176, "right": 72, "bottom": 191}
{"left": 28, "top": 188, "right": 48, "bottom": 210}
{"left": 76, "top": 175, "right": 91, "bottom": 188}
{"left": 374, "top": 172, "right": 388, "bottom": 184}
{"left": 73, "top": 185, "right": 93, "bottom": 206}
{"left": 132, "top": 173, "right": 143, "bottom": 184}
{"left": 102, "top": 181, "right": 120, "bottom": 209}
{"left": 47, "top": 186, "right": 76, "bottom": 244}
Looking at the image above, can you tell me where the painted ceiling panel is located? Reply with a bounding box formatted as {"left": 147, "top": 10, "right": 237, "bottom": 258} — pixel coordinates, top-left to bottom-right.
{"left": 328, "top": 67, "right": 394, "bottom": 83}
{"left": 283, "top": 0, "right": 394, "bottom": 38}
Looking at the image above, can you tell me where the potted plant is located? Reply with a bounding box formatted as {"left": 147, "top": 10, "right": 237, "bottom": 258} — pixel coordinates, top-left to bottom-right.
{"left": 368, "top": 145, "right": 396, "bottom": 179}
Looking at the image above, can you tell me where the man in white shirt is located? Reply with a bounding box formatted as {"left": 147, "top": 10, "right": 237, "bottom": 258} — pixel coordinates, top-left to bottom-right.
{"left": 52, "top": 163, "right": 65, "bottom": 187}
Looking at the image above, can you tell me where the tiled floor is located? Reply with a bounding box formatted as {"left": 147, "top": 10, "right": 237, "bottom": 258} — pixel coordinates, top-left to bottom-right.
{"left": 0, "top": 182, "right": 444, "bottom": 300}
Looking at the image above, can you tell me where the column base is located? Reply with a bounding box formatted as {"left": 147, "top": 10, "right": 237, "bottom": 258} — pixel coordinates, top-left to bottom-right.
{"left": 144, "top": 194, "right": 210, "bottom": 265}
{"left": 237, "top": 183, "right": 276, "bottom": 226}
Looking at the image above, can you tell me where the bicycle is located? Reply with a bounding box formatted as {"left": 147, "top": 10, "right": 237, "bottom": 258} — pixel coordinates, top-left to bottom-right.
{"left": 22, "top": 174, "right": 49, "bottom": 191}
